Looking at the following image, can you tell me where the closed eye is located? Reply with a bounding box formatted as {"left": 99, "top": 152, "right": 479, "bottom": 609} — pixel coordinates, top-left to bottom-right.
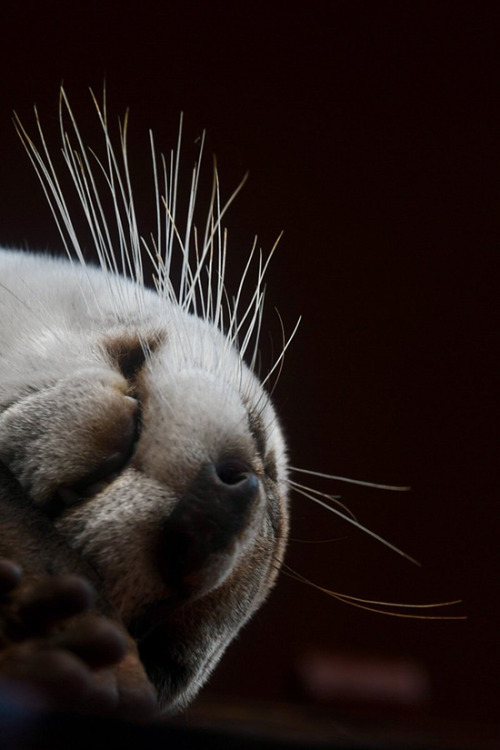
{"left": 104, "top": 332, "right": 163, "bottom": 382}
{"left": 246, "top": 409, "right": 267, "bottom": 459}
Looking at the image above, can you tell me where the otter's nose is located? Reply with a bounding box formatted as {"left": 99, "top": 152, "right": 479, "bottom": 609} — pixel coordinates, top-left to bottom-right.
{"left": 158, "top": 461, "right": 259, "bottom": 595}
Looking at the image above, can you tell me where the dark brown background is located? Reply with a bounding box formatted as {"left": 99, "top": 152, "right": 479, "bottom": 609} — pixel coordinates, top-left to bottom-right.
{"left": 0, "top": 0, "right": 497, "bottom": 732}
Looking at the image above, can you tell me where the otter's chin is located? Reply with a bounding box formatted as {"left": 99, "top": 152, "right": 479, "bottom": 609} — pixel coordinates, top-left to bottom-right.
{"left": 128, "top": 604, "right": 217, "bottom": 713}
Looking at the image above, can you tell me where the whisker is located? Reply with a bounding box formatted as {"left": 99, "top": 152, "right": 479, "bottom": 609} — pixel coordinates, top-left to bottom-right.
{"left": 260, "top": 314, "right": 301, "bottom": 390}
{"left": 291, "top": 465, "right": 411, "bottom": 492}
{"left": 290, "top": 483, "right": 420, "bottom": 566}
{"left": 267, "top": 307, "right": 286, "bottom": 398}
{"left": 288, "top": 478, "right": 356, "bottom": 520}
{"left": 281, "top": 564, "right": 466, "bottom": 620}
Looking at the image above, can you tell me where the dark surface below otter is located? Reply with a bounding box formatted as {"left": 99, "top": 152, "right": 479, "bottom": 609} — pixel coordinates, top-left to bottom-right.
{"left": 0, "top": 696, "right": 497, "bottom": 750}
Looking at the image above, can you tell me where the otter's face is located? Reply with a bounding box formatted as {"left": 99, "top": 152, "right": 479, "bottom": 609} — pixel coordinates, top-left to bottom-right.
{"left": 0, "top": 262, "right": 289, "bottom": 711}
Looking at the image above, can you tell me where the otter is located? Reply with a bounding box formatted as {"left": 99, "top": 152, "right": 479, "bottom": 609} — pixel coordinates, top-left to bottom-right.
{"left": 0, "top": 90, "right": 462, "bottom": 721}
{"left": 0, "top": 90, "right": 288, "bottom": 716}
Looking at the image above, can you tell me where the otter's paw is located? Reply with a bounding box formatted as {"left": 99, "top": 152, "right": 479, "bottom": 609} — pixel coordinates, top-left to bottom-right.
{"left": 0, "top": 560, "right": 157, "bottom": 719}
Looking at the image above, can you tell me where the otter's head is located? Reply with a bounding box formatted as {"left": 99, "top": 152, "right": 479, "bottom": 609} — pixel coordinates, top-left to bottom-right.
{"left": 0, "top": 252, "right": 289, "bottom": 711}
{"left": 0, "top": 91, "right": 291, "bottom": 710}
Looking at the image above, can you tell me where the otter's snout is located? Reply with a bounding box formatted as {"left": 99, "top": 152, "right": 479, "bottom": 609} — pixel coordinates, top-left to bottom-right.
{"left": 158, "top": 462, "right": 259, "bottom": 597}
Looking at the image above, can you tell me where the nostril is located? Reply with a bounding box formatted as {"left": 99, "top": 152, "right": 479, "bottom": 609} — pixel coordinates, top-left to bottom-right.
{"left": 215, "top": 459, "right": 254, "bottom": 486}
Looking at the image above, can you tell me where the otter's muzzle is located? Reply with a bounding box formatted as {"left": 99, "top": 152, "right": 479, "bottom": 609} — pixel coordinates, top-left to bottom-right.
{"left": 158, "top": 461, "right": 259, "bottom": 598}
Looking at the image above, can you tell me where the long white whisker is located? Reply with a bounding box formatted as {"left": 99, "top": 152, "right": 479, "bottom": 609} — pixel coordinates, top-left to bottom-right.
{"left": 288, "top": 478, "right": 356, "bottom": 520}
{"left": 290, "top": 484, "right": 420, "bottom": 565}
{"left": 260, "top": 315, "right": 301, "bottom": 389}
{"left": 291, "top": 466, "right": 411, "bottom": 492}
